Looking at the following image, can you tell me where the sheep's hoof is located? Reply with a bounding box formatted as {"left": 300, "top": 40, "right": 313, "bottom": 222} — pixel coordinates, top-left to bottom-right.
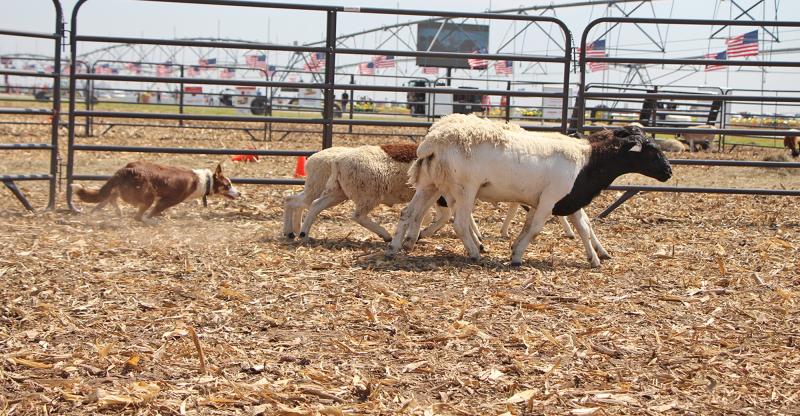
{"left": 589, "top": 259, "right": 602, "bottom": 268}
{"left": 565, "top": 234, "right": 576, "bottom": 239}
{"left": 599, "top": 252, "right": 612, "bottom": 260}
{"left": 479, "top": 244, "right": 485, "bottom": 253}
{"left": 382, "top": 236, "right": 392, "bottom": 243}
{"left": 384, "top": 249, "right": 397, "bottom": 259}
{"left": 510, "top": 261, "right": 522, "bottom": 267}
{"left": 469, "top": 255, "right": 481, "bottom": 262}
{"left": 285, "top": 232, "right": 296, "bottom": 240}
{"left": 299, "top": 232, "right": 307, "bottom": 238}
{"left": 402, "top": 238, "right": 416, "bottom": 251}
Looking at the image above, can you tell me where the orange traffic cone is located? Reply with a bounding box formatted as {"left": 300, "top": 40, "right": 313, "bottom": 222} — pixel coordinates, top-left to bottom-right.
{"left": 294, "top": 156, "right": 306, "bottom": 178}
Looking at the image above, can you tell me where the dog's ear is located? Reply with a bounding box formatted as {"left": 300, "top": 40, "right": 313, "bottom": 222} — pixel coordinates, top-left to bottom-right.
{"left": 215, "top": 163, "right": 223, "bottom": 176}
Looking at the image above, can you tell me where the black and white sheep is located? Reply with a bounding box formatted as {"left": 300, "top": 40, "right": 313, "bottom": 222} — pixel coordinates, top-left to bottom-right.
{"left": 387, "top": 114, "right": 673, "bottom": 267}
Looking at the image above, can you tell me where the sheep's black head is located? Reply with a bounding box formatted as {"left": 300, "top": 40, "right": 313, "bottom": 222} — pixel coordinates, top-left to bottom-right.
{"left": 612, "top": 127, "right": 672, "bottom": 182}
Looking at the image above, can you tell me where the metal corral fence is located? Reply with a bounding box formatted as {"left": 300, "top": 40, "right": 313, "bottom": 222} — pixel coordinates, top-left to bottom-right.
{"left": 0, "top": 0, "right": 63, "bottom": 210}
{"left": 576, "top": 17, "right": 800, "bottom": 216}
{"left": 84, "top": 59, "right": 273, "bottom": 139}
{"left": 722, "top": 88, "right": 800, "bottom": 150}
{"left": 64, "top": 0, "right": 573, "bottom": 210}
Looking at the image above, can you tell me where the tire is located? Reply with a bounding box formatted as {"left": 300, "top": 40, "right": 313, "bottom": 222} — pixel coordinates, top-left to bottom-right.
{"left": 250, "top": 96, "right": 270, "bottom": 115}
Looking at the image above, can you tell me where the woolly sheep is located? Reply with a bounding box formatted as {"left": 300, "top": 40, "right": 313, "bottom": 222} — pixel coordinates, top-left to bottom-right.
{"left": 388, "top": 114, "right": 673, "bottom": 267}
{"left": 283, "top": 144, "right": 450, "bottom": 242}
{"left": 678, "top": 124, "right": 716, "bottom": 152}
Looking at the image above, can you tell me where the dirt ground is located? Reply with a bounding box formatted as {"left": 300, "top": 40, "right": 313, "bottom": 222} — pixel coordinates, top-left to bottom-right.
{"left": 1, "top": 116, "right": 799, "bottom": 415}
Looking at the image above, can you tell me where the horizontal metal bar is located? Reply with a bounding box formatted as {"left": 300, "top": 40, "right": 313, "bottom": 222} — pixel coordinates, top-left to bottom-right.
{"left": 336, "top": 84, "right": 563, "bottom": 97}
{"left": 138, "top": 0, "right": 335, "bottom": 12}
{"left": 73, "top": 144, "right": 316, "bottom": 157}
{"left": 0, "top": 70, "right": 57, "bottom": 78}
{"left": 582, "top": 125, "right": 798, "bottom": 136}
{"left": 588, "top": 17, "right": 800, "bottom": 28}
{"left": 0, "top": 29, "right": 59, "bottom": 40}
{"left": 330, "top": 119, "right": 564, "bottom": 132}
{"left": 0, "top": 174, "right": 52, "bottom": 181}
{"left": 336, "top": 48, "right": 565, "bottom": 63}
{"left": 0, "top": 143, "right": 54, "bottom": 150}
{"left": 607, "top": 185, "right": 800, "bottom": 196}
{"left": 76, "top": 73, "right": 325, "bottom": 89}
{"left": 73, "top": 111, "right": 325, "bottom": 124}
{"left": 584, "top": 92, "right": 800, "bottom": 103}
{"left": 75, "top": 35, "right": 326, "bottom": 54}
{"left": 73, "top": 173, "right": 304, "bottom": 186}
{"left": 668, "top": 159, "right": 800, "bottom": 168}
{"left": 587, "top": 57, "right": 800, "bottom": 68}
{"left": 0, "top": 109, "right": 53, "bottom": 116}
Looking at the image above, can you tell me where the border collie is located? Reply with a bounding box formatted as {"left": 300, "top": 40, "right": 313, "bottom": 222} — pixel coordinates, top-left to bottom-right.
{"left": 72, "top": 161, "right": 240, "bottom": 222}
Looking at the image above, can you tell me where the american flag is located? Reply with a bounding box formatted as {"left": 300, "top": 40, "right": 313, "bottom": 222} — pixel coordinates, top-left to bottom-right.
{"left": 467, "top": 48, "right": 488, "bottom": 69}
{"left": 494, "top": 60, "right": 513, "bottom": 75}
{"left": 187, "top": 65, "right": 200, "bottom": 77}
{"left": 198, "top": 58, "right": 217, "bottom": 69}
{"left": 126, "top": 62, "right": 141, "bottom": 74}
{"left": 581, "top": 39, "right": 608, "bottom": 72}
{"left": 422, "top": 66, "right": 439, "bottom": 75}
{"left": 704, "top": 51, "right": 726, "bottom": 72}
{"left": 304, "top": 52, "right": 326, "bottom": 72}
{"left": 45, "top": 65, "right": 55, "bottom": 73}
{"left": 358, "top": 61, "right": 375, "bottom": 75}
{"left": 246, "top": 54, "right": 268, "bottom": 69}
{"left": 1, "top": 56, "right": 12, "bottom": 66}
{"left": 372, "top": 55, "right": 396, "bottom": 69}
{"left": 61, "top": 65, "right": 70, "bottom": 75}
{"left": 726, "top": 30, "right": 759, "bottom": 58}
{"left": 23, "top": 63, "right": 37, "bottom": 71}
{"left": 96, "top": 64, "right": 113, "bottom": 74}
{"left": 156, "top": 64, "right": 172, "bottom": 76}
{"left": 267, "top": 65, "right": 276, "bottom": 77}
{"left": 220, "top": 67, "right": 236, "bottom": 79}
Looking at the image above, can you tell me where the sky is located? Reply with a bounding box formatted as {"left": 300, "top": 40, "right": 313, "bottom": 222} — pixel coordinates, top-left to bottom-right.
{"left": 3, "top": 0, "right": 798, "bottom": 112}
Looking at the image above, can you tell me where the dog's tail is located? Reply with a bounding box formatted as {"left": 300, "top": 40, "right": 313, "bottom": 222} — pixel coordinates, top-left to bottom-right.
{"left": 71, "top": 176, "right": 118, "bottom": 203}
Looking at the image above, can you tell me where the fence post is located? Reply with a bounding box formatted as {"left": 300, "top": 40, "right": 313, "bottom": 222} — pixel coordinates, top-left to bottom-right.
{"left": 504, "top": 81, "right": 511, "bottom": 122}
{"left": 66, "top": 0, "right": 89, "bottom": 211}
{"left": 47, "top": 0, "right": 64, "bottom": 210}
{"left": 321, "top": 10, "right": 337, "bottom": 149}
{"left": 349, "top": 74, "right": 354, "bottom": 133}
{"left": 178, "top": 64, "right": 185, "bottom": 127}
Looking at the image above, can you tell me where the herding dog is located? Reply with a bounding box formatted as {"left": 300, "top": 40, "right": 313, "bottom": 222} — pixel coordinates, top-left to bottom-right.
{"left": 72, "top": 161, "right": 240, "bottom": 222}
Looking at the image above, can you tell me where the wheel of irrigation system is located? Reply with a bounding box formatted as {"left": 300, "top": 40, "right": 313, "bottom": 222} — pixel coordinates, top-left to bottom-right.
{"left": 250, "top": 96, "right": 270, "bottom": 115}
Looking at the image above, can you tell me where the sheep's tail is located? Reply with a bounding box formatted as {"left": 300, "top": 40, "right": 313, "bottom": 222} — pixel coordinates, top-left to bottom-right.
{"left": 71, "top": 177, "right": 118, "bottom": 203}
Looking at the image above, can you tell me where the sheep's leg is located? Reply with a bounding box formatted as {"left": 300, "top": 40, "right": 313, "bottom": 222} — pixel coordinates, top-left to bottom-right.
{"left": 568, "top": 210, "right": 601, "bottom": 268}
{"left": 418, "top": 204, "right": 450, "bottom": 239}
{"left": 468, "top": 214, "right": 485, "bottom": 252}
{"left": 579, "top": 209, "right": 610, "bottom": 259}
{"left": 298, "top": 188, "right": 347, "bottom": 240}
{"left": 283, "top": 193, "right": 306, "bottom": 239}
{"left": 352, "top": 202, "right": 392, "bottom": 242}
{"left": 500, "top": 202, "right": 519, "bottom": 238}
{"left": 387, "top": 185, "right": 438, "bottom": 255}
{"left": 558, "top": 216, "right": 575, "bottom": 239}
{"left": 451, "top": 188, "right": 481, "bottom": 260}
{"left": 510, "top": 201, "right": 556, "bottom": 266}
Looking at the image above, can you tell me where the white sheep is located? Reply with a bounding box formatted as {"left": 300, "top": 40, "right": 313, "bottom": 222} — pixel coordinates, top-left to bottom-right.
{"left": 284, "top": 143, "right": 574, "bottom": 245}
{"left": 283, "top": 144, "right": 449, "bottom": 242}
{"left": 387, "top": 114, "right": 673, "bottom": 267}
{"left": 678, "top": 124, "right": 716, "bottom": 152}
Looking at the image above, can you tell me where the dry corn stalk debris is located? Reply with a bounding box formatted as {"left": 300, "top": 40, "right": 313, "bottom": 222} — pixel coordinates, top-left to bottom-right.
{"left": 1, "top": 116, "right": 799, "bottom": 414}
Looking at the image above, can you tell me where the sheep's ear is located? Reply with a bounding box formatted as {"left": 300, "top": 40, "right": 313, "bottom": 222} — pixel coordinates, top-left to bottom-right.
{"left": 215, "top": 163, "right": 223, "bottom": 176}
{"left": 621, "top": 139, "right": 641, "bottom": 152}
